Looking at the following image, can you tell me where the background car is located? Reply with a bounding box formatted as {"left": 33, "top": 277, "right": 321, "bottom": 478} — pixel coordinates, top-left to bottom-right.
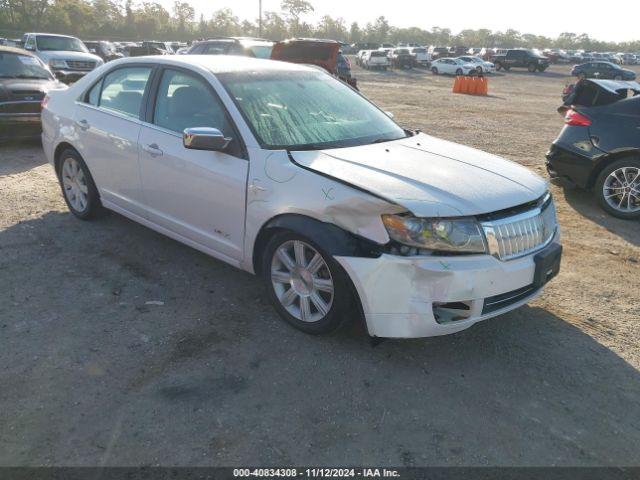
{"left": 409, "top": 47, "right": 430, "bottom": 67}
{"left": 271, "top": 38, "right": 358, "bottom": 89}
{"left": 571, "top": 62, "right": 636, "bottom": 81}
{"left": 389, "top": 48, "right": 413, "bottom": 69}
{"left": 457, "top": 55, "right": 494, "bottom": 74}
{"left": 547, "top": 79, "right": 640, "bottom": 219}
{"left": 0, "top": 46, "right": 66, "bottom": 141}
{"left": 491, "top": 49, "right": 549, "bottom": 72}
{"left": 187, "top": 37, "right": 273, "bottom": 58}
{"left": 361, "top": 50, "right": 390, "bottom": 70}
{"left": 22, "top": 33, "right": 103, "bottom": 83}
{"left": 430, "top": 57, "right": 478, "bottom": 76}
{"left": 83, "top": 40, "right": 123, "bottom": 62}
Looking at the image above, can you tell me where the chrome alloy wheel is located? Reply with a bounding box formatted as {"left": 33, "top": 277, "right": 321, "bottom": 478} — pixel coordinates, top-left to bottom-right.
{"left": 603, "top": 167, "right": 640, "bottom": 213}
{"left": 270, "top": 240, "right": 334, "bottom": 323}
{"left": 61, "top": 156, "right": 89, "bottom": 212}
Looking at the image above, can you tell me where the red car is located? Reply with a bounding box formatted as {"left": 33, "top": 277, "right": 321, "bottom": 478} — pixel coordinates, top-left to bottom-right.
{"left": 271, "top": 38, "right": 358, "bottom": 89}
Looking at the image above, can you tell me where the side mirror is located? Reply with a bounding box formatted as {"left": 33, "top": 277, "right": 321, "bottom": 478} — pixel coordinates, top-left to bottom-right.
{"left": 183, "top": 127, "right": 231, "bottom": 151}
{"left": 385, "top": 111, "right": 394, "bottom": 119}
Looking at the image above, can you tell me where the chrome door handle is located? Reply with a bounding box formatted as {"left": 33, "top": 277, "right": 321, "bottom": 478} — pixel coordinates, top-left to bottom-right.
{"left": 76, "top": 119, "right": 90, "bottom": 131}
{"left": 143, "top": 143, "right": 163, "bottom": 157}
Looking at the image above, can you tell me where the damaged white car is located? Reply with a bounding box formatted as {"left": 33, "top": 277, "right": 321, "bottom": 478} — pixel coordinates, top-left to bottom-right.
{"left": 41, "top": 56, "right": 562, "bottom": 338}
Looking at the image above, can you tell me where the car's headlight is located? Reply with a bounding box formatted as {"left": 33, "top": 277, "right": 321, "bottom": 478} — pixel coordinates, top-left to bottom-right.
{"left": 382, "top": 214, "right": 487, "bottom": 254}
{"left": 49, "top": 59, "right": 67, "bottom": 69}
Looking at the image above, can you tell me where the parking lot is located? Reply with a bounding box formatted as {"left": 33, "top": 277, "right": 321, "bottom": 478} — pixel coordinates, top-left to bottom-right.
{"left": 1, "top": 63, "right": 639, "bottom": 466}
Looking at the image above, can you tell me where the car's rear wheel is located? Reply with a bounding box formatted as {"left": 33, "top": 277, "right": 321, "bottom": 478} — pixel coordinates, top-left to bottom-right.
{"left": 57, "top": 149, "right": 102, "bottom": 220}
{"left": 431, "top": 67, "right": 438, "bottom": 75}
{"left": 595, "top": 158, "right": 640, "bottom": 219}
{"left": 528, "top": 63, "right": 537, "bottom": 72}
{"left": 262, "top": 232, "right": 355, "bottom": 334}
{"left": 455, "top": 68, "right": 463, "bottom": 75}
{"left": 495, "top": 61, "right": 503, "bottom": 71}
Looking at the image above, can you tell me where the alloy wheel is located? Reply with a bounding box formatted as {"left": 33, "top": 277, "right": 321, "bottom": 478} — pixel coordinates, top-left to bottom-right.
{"left": 603, "top": 167, "right": 640, "bottom": 213}
{"left": 61, "top": 157, "right": 89, "bottom": 213}
{"left": 270, "top": 240, "right": 334, "bottom": 323}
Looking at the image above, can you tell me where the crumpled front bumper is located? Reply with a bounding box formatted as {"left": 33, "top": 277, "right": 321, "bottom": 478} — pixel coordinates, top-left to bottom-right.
{"left": 336, "top": 231, "right": 561, "bottom": 338}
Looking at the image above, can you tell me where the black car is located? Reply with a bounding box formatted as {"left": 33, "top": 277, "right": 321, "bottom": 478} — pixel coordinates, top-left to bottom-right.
{"left": 336, "top": 52, "right": 352, "bottom": 79}
{"left": 491, "top": 49, "right": 550, "bottom": 72}
{"left": 546, "top": 79, "right": 640, "bottom": 219}
{"left": 83, "top": 40, "right": 123, "bottom": 62}
{"left": 0, "top": 46, "right": 65, "bottom": 141}
{"left": 571, "top": 61, "right": 636, "bottom": 81}
{"left": 187, "top": 37, "right": 273, "bottom": 58}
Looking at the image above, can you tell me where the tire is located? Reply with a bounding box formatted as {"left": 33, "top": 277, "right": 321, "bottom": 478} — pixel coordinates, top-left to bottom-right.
{"left": 477, "top": 66, "right": 483, "bottom": 74}
{"left": 455, "top": 68, "right": 463, "bottom": 75}
{"left": 431, "top": 67, "right": 438, "bottom": 75}
{"left": 495, "top": 61, "right": 503, "bottom": 71}
{"left": 56, "top": 149, "right": 103, "bottom": 220}
{"left": 594, "top": 157, "right": 640, "bottom": 219}
{"left": 528, "top": 63, "right": 537, "bottom": 72}
{"left": 261, "top": 231, "right": 356, "bottom": 334}
{"left": 538, "top": 66, "right": 547, "bottom": 72}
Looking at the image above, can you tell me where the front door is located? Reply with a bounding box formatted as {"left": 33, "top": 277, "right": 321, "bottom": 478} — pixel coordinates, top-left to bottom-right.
{"left": 137, "top": 67, "right": 248, "bottom": 262}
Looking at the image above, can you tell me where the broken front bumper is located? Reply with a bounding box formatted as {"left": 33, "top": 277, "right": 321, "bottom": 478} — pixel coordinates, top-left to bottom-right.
{"left": 336, "top": 232, "right": 561, "bottom": 338}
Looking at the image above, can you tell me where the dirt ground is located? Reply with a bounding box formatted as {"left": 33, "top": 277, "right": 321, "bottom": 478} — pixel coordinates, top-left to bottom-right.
{"left": 0, "top": 64, "right": 639, "bottom": 467}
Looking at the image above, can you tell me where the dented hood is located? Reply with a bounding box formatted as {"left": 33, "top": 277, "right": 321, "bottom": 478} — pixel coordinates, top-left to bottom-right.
{"left": 290, "top": 133, "right": 548, "bottom": 217}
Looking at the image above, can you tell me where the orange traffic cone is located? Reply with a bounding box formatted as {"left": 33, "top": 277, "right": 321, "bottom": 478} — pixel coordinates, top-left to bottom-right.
{"left": 462, "top": 76, "right": 472, "bottom": 94}
{"left": 482, "top": 76, "right": 489, "bottom": 96}
{"left": 453, "top": 76, "right": 461, "bottom": 93}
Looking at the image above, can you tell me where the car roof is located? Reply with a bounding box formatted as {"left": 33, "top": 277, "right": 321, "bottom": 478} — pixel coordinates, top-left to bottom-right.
{"left": 0, "top": 45, "right": 35, "bottom": 56}
{"left": 112, "top": 54, "right": 317, "bottom": 74}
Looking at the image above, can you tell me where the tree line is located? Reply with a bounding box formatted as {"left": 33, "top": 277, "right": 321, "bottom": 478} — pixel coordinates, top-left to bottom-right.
{"left": 1, "top": 0, "right": 639, "bottom": 52}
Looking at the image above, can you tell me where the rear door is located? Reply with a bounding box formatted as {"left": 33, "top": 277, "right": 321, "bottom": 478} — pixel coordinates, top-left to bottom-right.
{"left": 137, "top": 67, "right": 248, "bottom": 261}
{"left": 73, "top": 65, "right": 153, "bottom": 216}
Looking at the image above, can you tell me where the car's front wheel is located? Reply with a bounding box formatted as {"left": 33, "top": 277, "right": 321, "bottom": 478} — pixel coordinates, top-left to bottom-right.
{"left": 57, "top": 149, "right": 103, "bottom": 220}
{"left": 595, "top": 158, "right": 640, "bottom": 219}
{"left": 431, "top": 67, "right": 438, "bottom": 74}
{"left": 262, "top": 232, "right": 355, "bottom": 334}
{"left": 528, "top": 63, "right": 537, "bottom": 72}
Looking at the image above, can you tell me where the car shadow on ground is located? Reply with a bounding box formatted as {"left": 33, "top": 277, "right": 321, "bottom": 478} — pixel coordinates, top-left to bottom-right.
{"left": 501, "top": 69, "right": 571, "bottom": 80}
{"left": 0, "top": 139, "right": 46, "bottom": 176}
{"left": 561, "top": 185, "right": 640, "bottom": 247}
{"left": 1, "top": 209, "right": 639, "bottom": 465}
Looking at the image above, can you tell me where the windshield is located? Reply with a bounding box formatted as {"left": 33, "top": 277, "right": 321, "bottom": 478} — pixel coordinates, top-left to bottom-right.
{"left": 36, "top": 35, "right": 88, "bottom": 52}
{"left": 248, "top": 44, "right": 273, "bottom": 59}
{"left": 218, "top": 70, "right": 407, "bottom": 150}
{"left": 0, "top": 52, "right": 53, "bottom": 79}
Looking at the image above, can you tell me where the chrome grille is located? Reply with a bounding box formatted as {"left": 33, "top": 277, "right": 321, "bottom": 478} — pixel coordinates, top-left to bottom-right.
{"left": 481, "top": 198, "right": 557, "bottom": 260}
{"left": 66, "top": 60, "right": 96, "bottom": 71}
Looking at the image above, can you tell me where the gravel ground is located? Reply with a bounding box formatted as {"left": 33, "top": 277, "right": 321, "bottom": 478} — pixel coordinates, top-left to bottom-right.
{"left": 0, "top": 64, "right": 639, "bottom": 467}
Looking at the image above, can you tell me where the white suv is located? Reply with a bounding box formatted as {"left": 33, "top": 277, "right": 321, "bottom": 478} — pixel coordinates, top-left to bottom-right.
{"left": 22, "top": 33, "right": 103, "bottom": 83}
{"left": 41, "top": 56, "right": 561, "bottom": 339}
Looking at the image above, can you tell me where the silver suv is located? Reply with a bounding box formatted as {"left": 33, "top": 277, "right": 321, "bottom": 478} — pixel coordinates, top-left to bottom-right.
{"left": 22, "top": 33, "right": 103, "bottom": 83}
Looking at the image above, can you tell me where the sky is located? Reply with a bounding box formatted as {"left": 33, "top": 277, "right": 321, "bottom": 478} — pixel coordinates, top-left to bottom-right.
{"left": 160, "top": 0, "right": 639, "bottom": 43}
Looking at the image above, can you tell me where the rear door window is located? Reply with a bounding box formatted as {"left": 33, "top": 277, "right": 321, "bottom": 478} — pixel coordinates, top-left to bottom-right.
{"left": 98, "top": 67, "right": 152, "bottom": 118}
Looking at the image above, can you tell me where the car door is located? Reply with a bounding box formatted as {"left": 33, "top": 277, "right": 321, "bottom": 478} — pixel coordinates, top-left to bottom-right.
{"left": 73, "top": 65, "right": 153, "bottom": 216}
{"left": 137, "top": 67, "right": 248, "bottom": 262}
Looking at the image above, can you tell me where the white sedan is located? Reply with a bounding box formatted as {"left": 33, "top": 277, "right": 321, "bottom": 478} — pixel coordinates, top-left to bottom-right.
{"left": 41, "top": 55, "right": 561, "bottom": 339}
{"left": 430, "top": 57, "right": 479, "bottom": 76}
{"left": 457, "top": 55, "right": 495, "bottom": 74}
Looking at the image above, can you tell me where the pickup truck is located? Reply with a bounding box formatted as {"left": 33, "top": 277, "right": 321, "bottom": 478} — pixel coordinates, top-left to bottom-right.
{"left": 491, "top": 49, "right": 550, "bottom": 73}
